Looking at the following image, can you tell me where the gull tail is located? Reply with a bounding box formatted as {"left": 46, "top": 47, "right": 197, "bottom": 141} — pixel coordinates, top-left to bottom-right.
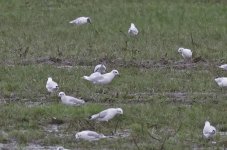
{"left": 69, "top": 20, "right": 75, "bottom": 24}
{"left": 88, "top": 115, "right": 94, "bottom": 120}
{"left": 100, "top": 134, "right": 106, "bottom": 139}
{"left": 78, "top": 100, "right": 85, "bottom": 105}
{"left": 88, "top": 114, "right": 98, "bottom": 120}
{"left": 83, "top": 76, "right": 90, "bottom": 81}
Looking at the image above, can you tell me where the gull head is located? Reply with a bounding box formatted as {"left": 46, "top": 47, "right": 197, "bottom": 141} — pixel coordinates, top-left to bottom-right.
{"left": 214, "top": 78, "right": 222, "bottom": 84}
{"left": 178, "top": 47, "right": 184, "bottom": 53}
{"left": 214, "top": 78, "right": 219, "bottom": 82}
{"left": 116, "top": 108, "right": 123, "bottom": 114}
{"left": 87, "top": 17, "right": 91, "bottom": 24}
{"left": 205, "top": 121, "right": 211, "bottom": 126}
{"left": 131, "top": 23, "right": 135, "bottom": 27}
{"left": 75, "top": 132, "right": 81, "bottom": 139}
{"left": 58, "top": 92, "right": 66, "bottom": 97}
{"left": 211, "top": 129, "right": 216, "bottom": 134}
{"left": 48, "top": 77, "right": 53, "bottom": 81}
{"left": 111, "top": 70, "right": 119, "bottom": 76}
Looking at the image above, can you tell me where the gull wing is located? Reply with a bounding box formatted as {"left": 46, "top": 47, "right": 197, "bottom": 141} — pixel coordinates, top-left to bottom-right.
{"left": 46, "top": 81, "right": 58, "bottom": 90}
{"left": 87, "top": 131, "right": 101, "bottom": 138}
{"left": 68, "top": 96, "right": 84, "bottom": 104}
{"left": 89, "top": 72, "right": 104, "bottom": 82}
{"left": 98, "top": 110, "right": 109, "bottom": 118}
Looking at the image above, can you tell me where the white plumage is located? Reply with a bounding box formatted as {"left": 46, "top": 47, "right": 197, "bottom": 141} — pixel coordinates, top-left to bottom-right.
{"left": 56, "top": 146, "right": 69, "bottom": 150}
{"left": 94, "top": 64, "right": 106, "bottom": 74}
{"left": 128, "top": 23, "right": 138, "bottom": 36}
{"left": 83, "top": 70, "right": 119, "bottom": 85}
{"left": 203, "top": 121, "right": 216, "bottom": 139}
{"left": 214, "top": 77, "right": 227, "bottom": 87}
{"left": 69, "top": 17, "right": 91, "bottom": 25}
{"left": 178, "top": 47, "right": 192, "bottom": 60}
{"left": 75, "top": 130, "right": 105, "bottom": 141}
{"left": 83, "top": 72, "right": 102, "bottom": 83}
{"left": 218, "top": 64, "right": 227, "bottom": 70}
{"left": 46, "top": 77, "right": 59, "bottom": 93}
{"left": 89, "top": 108, "right": 123, "bottom": 122}
{"left": 58, "top": 92, "right": 85, "bottom": 106}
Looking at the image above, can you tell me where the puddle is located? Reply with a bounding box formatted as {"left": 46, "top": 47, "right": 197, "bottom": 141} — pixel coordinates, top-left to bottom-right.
{"left": 0, "top": 141, "right": 17, "bottom": 150}
{"left": 108, "top": 129, "right": 131, "bottom": 139}
{"left": 0, "top": 143, "right": 70, "bottom": 150}
{"left": 56, "top": 65, "right": 73, "bottom": 69}
{"left": 43, "top": 125, "right": 59, "bottom": 133}
{"left": 24, "top": 144, "right": 70, "bottom": 150}
{"left": 25, "top": 101, "right": 43, "bottom": 107}
{"left": 1, "top": 56, "right": 213, "bottom": 71}
{"left": 113, "top": 129, "right": 131, "bottom": 138}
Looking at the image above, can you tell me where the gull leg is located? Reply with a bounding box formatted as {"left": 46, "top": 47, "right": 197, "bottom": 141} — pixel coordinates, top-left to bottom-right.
{"left": 112, "top": 118, "right": 120, "bottom": 136}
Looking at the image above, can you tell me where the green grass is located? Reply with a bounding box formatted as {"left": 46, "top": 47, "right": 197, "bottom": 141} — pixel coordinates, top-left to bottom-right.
{"left": 0, "top": 0, "right": 227, "bottom": 149}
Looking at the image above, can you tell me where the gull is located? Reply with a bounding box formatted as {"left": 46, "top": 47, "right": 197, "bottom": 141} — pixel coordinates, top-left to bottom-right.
{"left": 89, "top": 108, "right": 123, "bottom": 122}
{"left": 178, "top": 47, "right": 192, "bottom": 60}
{"left": 75, "top": 130, "right": 106, "bottom": 141}
{"left": 46, "top": 77, "right": 59, "bottom": 93}
{"left": 203, "top": 121, "right": 216, "bottom": 139}
{"left": 218, "top": 64, "right": 227, "bottom": 70}
{"left": 83, "top": 70, "right": 119, "bottom": 85}
{"left": 58, "top": 92, "right": 85, "bottom": 106}
{"left": 94, "top": 64, "right": 106, "bottom": 74}
{"left": 128, "top": 23, "right": 138, "bottom": 36}
{"left": 69, "top": 17, "right": 91, "bottom": 25}
{"left": 214, "top": 77, "right": 227, "bottom": 87}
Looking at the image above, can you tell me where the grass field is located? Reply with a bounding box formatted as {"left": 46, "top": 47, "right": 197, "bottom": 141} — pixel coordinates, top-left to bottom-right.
{"left": 0, "top": 0, "right": 227, "bottom": 149}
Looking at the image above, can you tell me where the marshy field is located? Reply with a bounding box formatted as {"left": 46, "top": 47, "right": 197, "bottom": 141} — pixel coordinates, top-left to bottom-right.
{"left": 0, "top": 0, "right": 227, "bottom": 149}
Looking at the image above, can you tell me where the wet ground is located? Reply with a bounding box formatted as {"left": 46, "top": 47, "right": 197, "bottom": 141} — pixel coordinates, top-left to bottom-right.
{"left": 0, "top": 57, "right": 226, "bottom": 149}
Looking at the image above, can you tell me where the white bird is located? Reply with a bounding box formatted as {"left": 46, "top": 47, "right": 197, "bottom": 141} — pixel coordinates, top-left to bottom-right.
{"left": 58, "top": 92, "right": 85, "bottom": 106}
{"left": 128, "top": 23, "right": 138, "bottom": 36}
{"left": 89, "top": 108, "right": 123, "bottom": 122}
{"left": 83, "top": 70, "right": 119, "bottom": 85}
{"left": 214, "top": 77, "right": 227, "bottom": 87}
{"left": 203, "top": 121, "right": 216, "bottom": 139}
{"left": 94, "top": 64, "right": 106, "bottom": 74}
{"left": 178, "top": 47, "right": 192, "bottom": 60}
{"left": 69, "top": 17, "right": 91, "bottom": 25}
{"left": 218, "top": 64, "right": 227, "bottom": 70}
{"left": 46, "top": 77, "right": 59, "bottom": 93}
{"left": 75, "top": 130, "right": 106, "bottom": 141}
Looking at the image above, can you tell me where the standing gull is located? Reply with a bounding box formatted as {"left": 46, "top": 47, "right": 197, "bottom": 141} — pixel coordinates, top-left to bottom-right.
{"left": 69, "top": 17, "right": 91, "bottom": 25}
{"left": 46, "top": 77, "right": 59, "bottom": 93}
{"left": 83, "top": 70, "right": 119, "bottom": 85}
{"left": 58, "top": 92, "right": 85, "bottom": 106}
{"left": 89, "top": 108, "right": 123, "bottom": 122}
{"left": 178, "top": 47, "right": 192, "bottom": 61}
{"left": 203, "top": 121, "right": 216, "bottom": 139}
{"left": 128, "top": 23, "right": 139, "bottom": 36}
{"left": 75, "top": 130, "right": 106, "bottom": 141}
